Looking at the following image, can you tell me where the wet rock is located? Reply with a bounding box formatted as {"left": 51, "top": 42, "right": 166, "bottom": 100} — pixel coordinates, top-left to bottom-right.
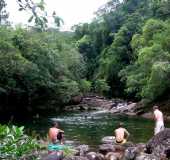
{"left": 63, "top": 156, "right": 88, "bottom": 160}
{"left": 75, "top": 145, "right": 89, "bottom": 156}
{"left": 101, "top": 136, "right": 115, "bottom": 144}
{"left": 99, "top": 144, "right": 116, "bottom": 155}
{"left": 105, "top": 152, "right": 123, "bottom": 160}
{"left": 146, "top": 128, "right": 170, "bottom": 158}
{"left": 86, "top": 152, "right": 104, "bottom": 160}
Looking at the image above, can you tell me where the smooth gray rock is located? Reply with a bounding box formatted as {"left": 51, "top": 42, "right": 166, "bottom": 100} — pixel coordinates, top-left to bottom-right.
{"left": 86, "top": 152, "right": 104, "bottom": 160}
{"left": 101, "top": 136, "right": 115, "bottom": 144}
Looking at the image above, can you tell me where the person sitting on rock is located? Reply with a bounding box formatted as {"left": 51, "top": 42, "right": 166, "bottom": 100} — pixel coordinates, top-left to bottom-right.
{"left": 48, "top": 121, "right": 64, "bottom": 144}
{"left": 114, "top": 122, "right": 130, "bottom": 144}
{"left": 48, "top": 121, "right": 64, "bottom": 155}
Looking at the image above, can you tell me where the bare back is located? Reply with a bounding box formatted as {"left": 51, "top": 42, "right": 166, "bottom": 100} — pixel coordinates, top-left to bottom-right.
{"left": 48, "top": 127, "right": 60, "bottom": 142}
{"left": 115, "top": 127, "right": 129, "bottom": 142}
{"left": 154, "top": 109, "right": 163, "bottom": 122}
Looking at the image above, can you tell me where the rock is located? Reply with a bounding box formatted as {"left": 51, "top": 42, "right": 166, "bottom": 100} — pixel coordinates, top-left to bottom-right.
{"left": 63, "top": 156, "right": 88, "bottom": 160}
{"left": 114, "top": 145, "right": 126, "bottom": 153}
{"left": 75, "top": 145, "right": 89, "bottom": 156}
{"left": 123, "top": 147, "right": 137, "bottom": 160}
{"left": 135, "top": 153, "right": 160, "bottom": 160}
{"left": 86, "top": 152, "right": 104, "bottom": 160}
{"left": 165, "top": 116, "right": 170, "bottom": 121}
{"left": 99, "top": 144, "right": 116, "bottom": 155}
{"left": 101, "top": 136, "right": 115, "bottom": 144}
{"left": 146, "top": 128, "right": 170, "bottom": 158}
{"left": 123, "top": 145, "right": 165, "bottom": 160}
{"left": 43, "top": 152, "right": 63, "bottom": 160}
{"left": 71, "top": 96, "right": 83, "bottom": 105}
{"left": 126, "top": 103, "right": 137, "bottom": 111}
{"left": 125, "top": 112, "right": 136, "bottom": 116}
{"left": 141, "top": 112, "right": 153, "bottom": 119}
{"left": 105, "top": 152, "right": 123, "bottom": 160}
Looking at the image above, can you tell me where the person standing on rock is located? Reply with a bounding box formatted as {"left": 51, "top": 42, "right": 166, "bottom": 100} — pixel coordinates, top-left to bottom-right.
{"left": 153, "top": 105, "right": 165, "bottom": 135}
{"left": 114, "top": 122, "right": 130, "bottom": 144}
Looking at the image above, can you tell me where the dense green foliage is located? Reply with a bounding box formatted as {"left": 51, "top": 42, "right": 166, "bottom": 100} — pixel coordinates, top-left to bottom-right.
{"left": 0, "top": 26, "right": 86, "bottom": 111}
{"left": 1, "top": 0, "right": 170, "bottom": 111}
{"left": 0, "top": 125, "right": 39, "bottom": 159}
{"left": 74, "top": 0, "right": 170, "bottom": 104}
{"left": 121, "top": 19, "right": 170, "bottom": 102}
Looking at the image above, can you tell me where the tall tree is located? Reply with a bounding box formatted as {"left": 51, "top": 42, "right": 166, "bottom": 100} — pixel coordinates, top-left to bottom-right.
{"left": 16, "top": 0, "right": 63, "bottom": 31}
{"left": 0, "top": 0, "right": 8, "bottom": 25}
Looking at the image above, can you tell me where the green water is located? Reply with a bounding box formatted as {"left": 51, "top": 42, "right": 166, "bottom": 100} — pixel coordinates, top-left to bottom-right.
{"left": 23, "top": 111, "right": 170, "bottom": 148}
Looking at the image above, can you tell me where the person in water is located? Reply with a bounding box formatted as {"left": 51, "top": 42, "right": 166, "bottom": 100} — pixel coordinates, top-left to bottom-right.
{"left": 153, "top": 105, "right": 164, "bottom": 135}
{"left": 114, "top": 122, "right": 130, "bottom": 144}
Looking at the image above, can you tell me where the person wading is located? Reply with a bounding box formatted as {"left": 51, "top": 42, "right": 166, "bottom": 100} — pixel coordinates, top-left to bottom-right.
{"left": 153, "top": 105, "right": 164, "bottom": 135}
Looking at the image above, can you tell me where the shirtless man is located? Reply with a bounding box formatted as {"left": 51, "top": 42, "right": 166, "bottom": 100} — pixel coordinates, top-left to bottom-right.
{"left": 114, "top": 122, "right": 130, "bottom": 144}
{"left": 153, "top": 106, "right": 164, "bottom": 135}
{"left": 48, "top": 121, "right": 64, "bottom": 144}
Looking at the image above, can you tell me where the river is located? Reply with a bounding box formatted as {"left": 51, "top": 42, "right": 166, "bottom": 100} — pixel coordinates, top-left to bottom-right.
{"left": 17, "top": 110, "right": 170, "bottom": 149}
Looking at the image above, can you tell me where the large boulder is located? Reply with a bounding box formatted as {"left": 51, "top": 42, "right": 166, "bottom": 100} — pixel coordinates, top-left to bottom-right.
{"left": 146, "top": 128, "right": 170, "bottom": 158}
{"left": 123, "top": 144, "right": 166, "bottom": 160}
{"left": 71, "top": 95, "right": 83, "bottom": 105}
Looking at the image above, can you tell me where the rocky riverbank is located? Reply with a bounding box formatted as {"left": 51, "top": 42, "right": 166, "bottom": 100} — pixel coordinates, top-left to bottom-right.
{"left": 42, "top": 129, "right": 170, "bottom": 160}
{"left": 64, "top": 95, "right": 138, "bottom": 115}
{"left": 65, "top": 95, "right": 170, "bottom": 121}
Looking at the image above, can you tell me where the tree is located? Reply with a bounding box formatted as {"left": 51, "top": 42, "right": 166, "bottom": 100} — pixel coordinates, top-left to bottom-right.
{"left": 16, "top": 0, "right": 63, "bottom": 30}
{"left": 120, "top": 19, "right": 170, "bottom": 102}
{"left": 0, "top": 0, "right": 8, "bottom": 25}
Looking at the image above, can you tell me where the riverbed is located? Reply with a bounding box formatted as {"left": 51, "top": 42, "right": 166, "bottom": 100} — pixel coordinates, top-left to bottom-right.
{"left": 20, "top": 110, "right": 170, "bottom": 149}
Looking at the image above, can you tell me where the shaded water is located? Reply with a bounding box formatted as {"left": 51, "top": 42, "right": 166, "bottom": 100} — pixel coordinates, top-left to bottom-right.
{"left": 22, "top": 111, "right": 170, "bottom": 148}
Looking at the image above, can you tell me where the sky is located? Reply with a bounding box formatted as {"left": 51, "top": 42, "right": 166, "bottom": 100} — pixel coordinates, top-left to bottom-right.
{"left": 6, "top": 0, "right": 109, "bottom": 30}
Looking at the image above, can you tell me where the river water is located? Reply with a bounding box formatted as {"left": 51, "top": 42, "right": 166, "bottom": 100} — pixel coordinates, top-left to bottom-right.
{"left": 22, "top": 110, "right": 170, "bottom": 149}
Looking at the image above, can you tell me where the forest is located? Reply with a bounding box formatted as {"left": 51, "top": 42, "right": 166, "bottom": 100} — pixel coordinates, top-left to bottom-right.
{"left": 1, "top": 0, "right": 170, "bottom": 159}
{"left": 0, "top": 0, "right": 170, "bottom": 113}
